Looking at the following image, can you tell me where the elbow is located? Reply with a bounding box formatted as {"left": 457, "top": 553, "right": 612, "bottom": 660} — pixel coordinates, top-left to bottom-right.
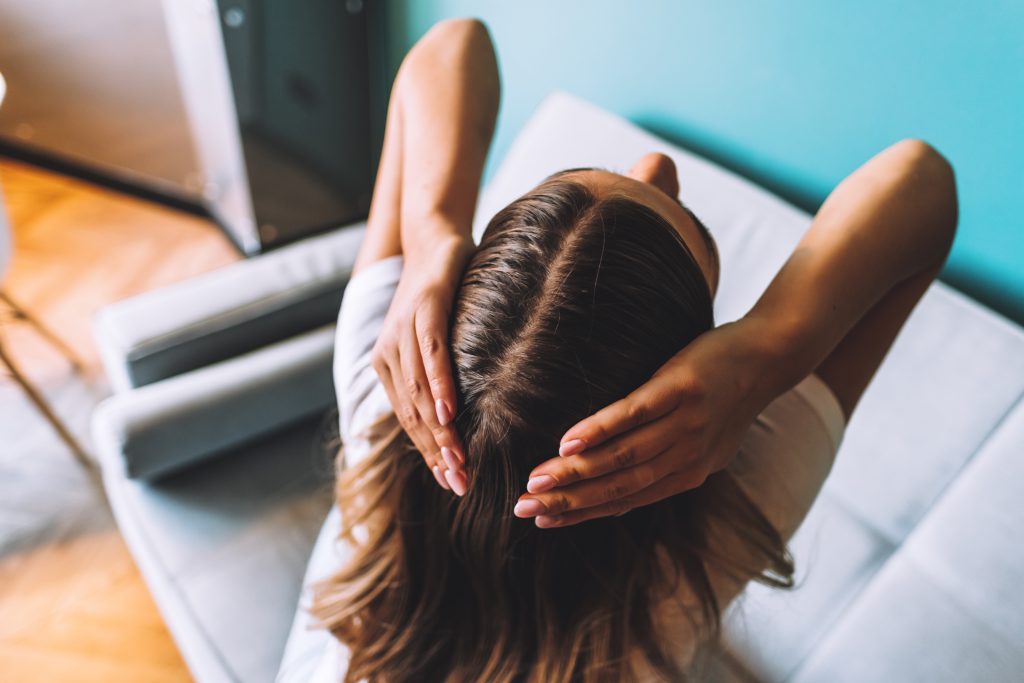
{"left": 399, "top": 17, "right": 498, "bottom": 94}
{"left": 894, "top": 138, "right": 956, "bottom": 191}
{"left": 894, "top": 138, "right": 959, "bottom": 258}
{"left": 409, "top": 17, "right": 494, "bottom": 64}
{"left": 433, "top": 17, "right": 491, "bottom": 39}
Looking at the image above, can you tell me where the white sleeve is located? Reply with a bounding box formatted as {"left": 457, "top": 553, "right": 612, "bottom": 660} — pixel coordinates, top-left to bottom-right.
{"left": 277, "top": 258, "right": 404, "bottom": 683}
{"left": 728, "top": 372, "right": 847, "bottom": 541}
{"left": 333, "top": 255, "right": 404, "bottom": 467}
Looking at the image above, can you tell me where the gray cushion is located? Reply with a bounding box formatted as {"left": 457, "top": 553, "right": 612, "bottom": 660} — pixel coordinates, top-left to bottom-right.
{"left": 93, "top": 325, "right": 337, "bottom": 480}
{"left": 94, "top": 223, "right": 365, "bottom": 392}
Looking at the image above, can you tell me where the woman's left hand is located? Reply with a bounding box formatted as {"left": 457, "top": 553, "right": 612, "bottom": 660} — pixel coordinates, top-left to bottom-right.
{"left": 513, "top": 319, "right": 775, "bottom": 527}
{"left": 371, "top": 231, "right": 475, "bottom": 494}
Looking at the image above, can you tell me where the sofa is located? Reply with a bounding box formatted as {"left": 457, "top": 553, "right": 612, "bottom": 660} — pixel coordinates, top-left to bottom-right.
{"left": 92, "top": 91, "right": 1024, "bottom": 682}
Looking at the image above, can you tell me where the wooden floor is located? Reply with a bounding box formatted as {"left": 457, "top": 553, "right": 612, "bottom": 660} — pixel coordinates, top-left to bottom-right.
{"left": 0, "top": 159, "right": 238, "bottom": 682}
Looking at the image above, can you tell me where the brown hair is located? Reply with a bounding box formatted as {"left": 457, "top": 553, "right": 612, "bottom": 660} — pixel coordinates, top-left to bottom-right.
{"left": 313, "top": 177, "right": 794, "bottom": 681}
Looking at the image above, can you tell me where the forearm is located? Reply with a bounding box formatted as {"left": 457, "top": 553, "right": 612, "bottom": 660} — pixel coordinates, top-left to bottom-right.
{"left": 395, "top": 18, "right": 500, "bottom": 254}
{"left": 746, "top": 139, "right": 958, "bottom": 400}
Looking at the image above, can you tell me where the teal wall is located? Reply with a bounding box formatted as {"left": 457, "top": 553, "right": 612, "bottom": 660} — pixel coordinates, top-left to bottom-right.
{"left": 377, "top": 1, "right": 1024, "bottom": 322}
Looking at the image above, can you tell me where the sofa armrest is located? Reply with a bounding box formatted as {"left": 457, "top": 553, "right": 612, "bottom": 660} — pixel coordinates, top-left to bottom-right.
{"left": 91, "top": 324, "right": 337, "bottom": 481}
{"left": 94, "top": 222, "right": 365, "bottom": 392}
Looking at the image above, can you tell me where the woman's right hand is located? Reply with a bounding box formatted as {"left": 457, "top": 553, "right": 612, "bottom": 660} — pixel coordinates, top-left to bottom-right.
{"left": 370, "top": 230, "right": 475, "bottom": 495}
{"left": 514, "top": 319, "right": 775, "bottom": 526}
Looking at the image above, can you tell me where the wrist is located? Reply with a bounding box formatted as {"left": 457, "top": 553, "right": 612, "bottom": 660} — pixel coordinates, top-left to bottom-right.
{"left": 403, "top": 210, "right": 472, "bottom": 251}
{"left": 404, "top": 220, "right": 475, "bottom": 283}
{"left": 733, "top": 312, "right": 808, "bottom": 404}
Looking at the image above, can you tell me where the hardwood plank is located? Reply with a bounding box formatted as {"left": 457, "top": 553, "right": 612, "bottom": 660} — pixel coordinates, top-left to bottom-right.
{"left": 0, "top": 158, "right": 240, "bottom": 682}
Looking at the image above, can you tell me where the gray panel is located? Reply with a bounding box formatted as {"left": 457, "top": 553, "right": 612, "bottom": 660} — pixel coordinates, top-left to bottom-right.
{"left": 93, "top": 325, "right": 338, "bottom": 481}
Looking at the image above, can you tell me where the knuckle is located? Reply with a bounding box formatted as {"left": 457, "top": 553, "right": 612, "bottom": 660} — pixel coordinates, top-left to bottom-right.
{"left": 626, "top": 401, "right": 648, "bottom": 427}
{"left": 684, "top": 374, "right": 708, "bottom": 401}
{"left": 564, "top": 462, "right": 586, "bottom": 484}
{"left": 549, "top": 493, "right": 572, "bottom": 515}
{"left": 400, "top": 405, "right": 419, "bottom": 426}
{"left": 428, "top": 374, "right": 446, "bottom": 394}
{"left": 420, "top": 333, "right": 442, "bottom": 357}
{"left": 405, "top": 375, "right": 422, "bottom": 398}
{"left": 603, "top": 481, "right": 629, "bottom": 503}
{"left": 612, "top": 443, "right": 637, "bottom": 469}
{"left": 611, "top": 497, "right": 632, "bottom": 517}
{"left": 589, "top": 423, "right": 610, "bottom": 444}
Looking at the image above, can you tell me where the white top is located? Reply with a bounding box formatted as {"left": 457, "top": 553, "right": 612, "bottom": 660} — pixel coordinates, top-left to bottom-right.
{"left": 277, "top": 254, "right": 846, "bottom": 682}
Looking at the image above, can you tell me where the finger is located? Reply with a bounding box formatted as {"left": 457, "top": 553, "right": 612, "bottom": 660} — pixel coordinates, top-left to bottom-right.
{"left": 440, "top": 446, "right": 468, "bottom": 496}
{"left": 536, "top": 470, "right": 692, "bottom": 528}
{"left": 557, "top": 383, "right": 679, "bottom": 456}
{"left": 378, "top": 351, "right": 441, "bottom": 470}
{"left": 443, "top": 465, "right": 467, "bottom": 496}
{"left": 399, "top": 326, "right": 466, "bottom": 470}
{"left": 514, "top": 449, "right": 674, "bottom": 519}
{"left": 414, "top": 302, "right": 458, "bottom": 427}
{"left": 527, "top": 415, "right": 677, "bottom": 492}
{"left": 431, "top": 464, "right": 451, "bottom": 490}
{"left": 377, "top": 347, "right": 459, "bottom": 496}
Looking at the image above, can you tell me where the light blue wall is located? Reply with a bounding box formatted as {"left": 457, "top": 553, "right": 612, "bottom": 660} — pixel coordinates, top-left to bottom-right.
{"left": 379, "top": 1, "right": 1024, "bottom": 322}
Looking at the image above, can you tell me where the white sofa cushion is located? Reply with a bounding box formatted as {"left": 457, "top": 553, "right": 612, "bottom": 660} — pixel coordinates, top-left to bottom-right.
{"left": 96, "top": 418, "right": 335, "bottom": 683}
{"left": 791, "top": 401, "right": 1024, "bottom": 683}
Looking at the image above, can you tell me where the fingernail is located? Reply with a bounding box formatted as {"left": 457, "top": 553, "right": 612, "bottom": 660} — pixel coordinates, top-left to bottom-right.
{"left": 559, "top": 438, "right": 586, "bottom": 457}
{"left": 513, "top": 498, "right": 547, "bottom": 518}
{"left": 441, "top": 446, "right": 460, "bottom": 472}
{"left": 445, "top": 467, "right": 467, "bottom": 496}
{"left": 535, "top": 514, "right": 563, "bottom": 528}
{"left": 435, "top": 399, "right": 452, "bottom": 426}
{"left": 526, "top": 474, "right": 557, "bottom": 493}
{"left": 432, "top": 465, "right": 450, "bottom": 490}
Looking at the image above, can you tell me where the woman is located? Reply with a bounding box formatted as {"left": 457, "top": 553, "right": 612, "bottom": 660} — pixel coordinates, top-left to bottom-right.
{"left": 309, "top": 18, "right": 957, "bottom": 682}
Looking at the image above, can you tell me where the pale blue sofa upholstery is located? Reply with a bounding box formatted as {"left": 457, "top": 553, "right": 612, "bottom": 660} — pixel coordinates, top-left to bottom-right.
{"left": 92, "top": 92, "right": 1024, "bottom": 682}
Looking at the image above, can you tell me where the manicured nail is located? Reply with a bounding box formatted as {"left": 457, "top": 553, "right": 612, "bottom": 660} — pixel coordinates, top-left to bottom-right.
{"left": 535, "top": 515, "right": 563, "bottom": 528}
{"left": 435, "top": 399, "right": 452, "bottom": 426}
{"left": 441, "top": 446, "right": 461, "bottom": 472}
{"left": 526, "top": 474, "right": 557, "bottom": 493}
{"left": 445, "top": 467, "right": 467, "bottom": 496}
{"left": 513, "top": 498, "right": 546, "bottom": 518}
{"left": 432, "top": 465, "right": 450, "bottom": 490}
{"left": 559, "top": 438, "right": 586, "bottom": 457}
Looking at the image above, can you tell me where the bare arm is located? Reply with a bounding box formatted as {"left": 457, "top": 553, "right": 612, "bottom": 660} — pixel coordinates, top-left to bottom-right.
{"left": 354, "top": 17, "right": 500, "bottom": 274}
{"left": 356, "top": 18, "right": 499, "bottom": 494}
{"left": 746, "top": 138, "right": 958, "bottom": 418}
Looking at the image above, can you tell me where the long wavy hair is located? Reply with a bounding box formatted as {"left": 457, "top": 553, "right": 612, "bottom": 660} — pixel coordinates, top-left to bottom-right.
{"left": 312, "top": 177, "right": 794, "bottom": 681}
